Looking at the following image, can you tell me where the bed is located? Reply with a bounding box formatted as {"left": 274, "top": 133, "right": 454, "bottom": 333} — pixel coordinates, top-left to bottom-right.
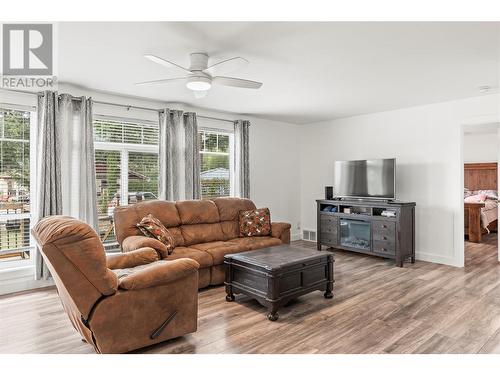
{"left": 464, "top": 162, "right": 498, "bottom": 243}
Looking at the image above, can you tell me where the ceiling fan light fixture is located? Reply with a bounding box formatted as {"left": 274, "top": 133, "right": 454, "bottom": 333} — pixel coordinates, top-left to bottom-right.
{"left": 186, "top": 76, "right": 212, "bottom": 91}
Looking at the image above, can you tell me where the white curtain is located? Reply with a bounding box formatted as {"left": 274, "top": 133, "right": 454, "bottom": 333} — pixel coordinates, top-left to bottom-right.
{"left": 158, "top": 109, "right": 201, "bottom": 201}
{"left": 234, "top": 120, "right": 250, "bottom": 198}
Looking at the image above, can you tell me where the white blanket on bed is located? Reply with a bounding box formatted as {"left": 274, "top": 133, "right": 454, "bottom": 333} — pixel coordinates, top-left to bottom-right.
{"left": 481, "top": 199, "right": 498, "bottom": 231}
{"left": 465, "top": 194, "right": 498, "bottom": 231}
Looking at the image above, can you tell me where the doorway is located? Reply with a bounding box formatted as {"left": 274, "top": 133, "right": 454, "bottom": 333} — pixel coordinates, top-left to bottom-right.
{"left": 463, "top": 123, "right": 499, "bottom": 266}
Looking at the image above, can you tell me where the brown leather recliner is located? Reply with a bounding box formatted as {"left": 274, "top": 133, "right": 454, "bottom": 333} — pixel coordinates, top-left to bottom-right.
{"left": 113, "top": 197, "right": 292, "bottom": 289}
{"left": 31, "top": 216, "right": 199, "bottom": 354}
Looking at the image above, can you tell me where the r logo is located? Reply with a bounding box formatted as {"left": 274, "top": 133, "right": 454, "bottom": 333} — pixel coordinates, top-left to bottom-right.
{"left": 2, "top": 24, "right": 53, "bottom": 75}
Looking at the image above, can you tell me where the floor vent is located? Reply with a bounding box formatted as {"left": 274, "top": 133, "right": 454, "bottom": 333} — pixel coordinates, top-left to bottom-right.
{"left": 302, "top": 230, "right": 317, "bottom": 242}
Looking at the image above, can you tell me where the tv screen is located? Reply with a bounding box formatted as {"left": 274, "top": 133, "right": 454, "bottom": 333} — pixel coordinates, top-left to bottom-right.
{"left": 334, "top": 158, "right": 396, "bottom": 199}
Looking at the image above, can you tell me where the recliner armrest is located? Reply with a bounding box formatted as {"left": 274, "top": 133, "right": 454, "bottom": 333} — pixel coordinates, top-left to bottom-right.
{"left": 106, "top": 247, "right": 159, "bottom": 270}
{"left": 271, "top": 222, "right": 292, "bottom": 244}
{"left": 122, "top": 235, "right": 169, "bottom": 259}
{"left": 118, "top": 258, "right": 200, "bottom": 290}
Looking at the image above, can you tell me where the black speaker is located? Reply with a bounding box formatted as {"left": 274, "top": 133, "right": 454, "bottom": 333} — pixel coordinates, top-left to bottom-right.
{"left": 325, "top": 186, "right": 334, "bottom": 200}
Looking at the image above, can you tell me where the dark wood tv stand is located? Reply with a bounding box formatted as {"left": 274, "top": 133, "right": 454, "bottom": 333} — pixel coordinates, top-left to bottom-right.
{"left": 316, "top": 199, "right": 416, "bottom": 267}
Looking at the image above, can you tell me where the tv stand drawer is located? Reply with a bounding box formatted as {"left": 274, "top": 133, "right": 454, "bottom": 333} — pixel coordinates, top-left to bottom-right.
{"left": 373, "top": 232, "right": 395, "bottom": 242}
{"left": 373, "top": 221, "right": 395, "bottom": 235}
{"left": 373, "top": 240, "right": 396, "bottom": 255}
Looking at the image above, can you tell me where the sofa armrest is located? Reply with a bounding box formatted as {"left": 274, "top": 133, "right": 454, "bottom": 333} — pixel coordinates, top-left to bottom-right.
{"left": 271, "top": 222, "right": 292, "bottom": 244}
{"left": 118, "top": 258, "right": 199, "bottom": 290}
{"left": 122, "top": 235, "right": 169, "bottom": 259}
{"left": 106, "top": 247, "right": 159, "bottom": 270}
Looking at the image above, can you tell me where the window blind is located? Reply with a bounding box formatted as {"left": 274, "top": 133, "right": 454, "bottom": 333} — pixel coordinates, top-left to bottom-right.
{"left": 93, "top": 119, "right": 158, "bottom": 145}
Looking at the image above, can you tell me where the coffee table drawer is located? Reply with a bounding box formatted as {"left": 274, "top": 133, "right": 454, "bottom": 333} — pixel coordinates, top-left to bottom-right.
{"left": 279, "top": 264, "right": 328, "bottom": 293}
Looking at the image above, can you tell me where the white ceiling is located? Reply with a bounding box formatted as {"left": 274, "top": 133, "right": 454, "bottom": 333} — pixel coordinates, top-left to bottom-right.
{"left": 57, "top": 22, "right": 499, "bottom": 124}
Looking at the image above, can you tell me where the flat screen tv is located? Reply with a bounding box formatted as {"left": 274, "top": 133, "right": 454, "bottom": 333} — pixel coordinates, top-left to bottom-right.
{"left": 334, "top": 158, "right": 396, "bottom": 200}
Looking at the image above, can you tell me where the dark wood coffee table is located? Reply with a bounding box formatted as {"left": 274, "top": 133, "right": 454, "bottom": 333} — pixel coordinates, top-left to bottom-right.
{"left": 224, "top": 244, "right": 334, "bottom": 321}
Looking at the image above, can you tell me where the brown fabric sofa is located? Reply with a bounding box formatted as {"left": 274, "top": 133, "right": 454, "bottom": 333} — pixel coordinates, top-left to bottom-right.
{"left": 32, "top": 216, "right": 199, "bottom": 354}
{"left": 114, "top": 197, "right": 291, "bottom": 288}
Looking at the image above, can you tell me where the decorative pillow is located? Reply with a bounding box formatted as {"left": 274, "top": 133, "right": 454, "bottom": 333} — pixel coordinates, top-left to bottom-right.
{"left": 239, "top": 208, "right": 271, "bottom": 237}
{"left": 465, "top": 194, "right": 485, "bottom": 203}
{"left": 474, "top": 189, "right": 498, "bottom": 200}
{"left": 136, "top": 214, "right": 175, "bottom": 255}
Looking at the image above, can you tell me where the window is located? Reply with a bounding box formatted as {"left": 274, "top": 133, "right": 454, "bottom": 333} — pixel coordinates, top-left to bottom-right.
{"left": 94, "top": 118, "right": 159, "bottom": 246}
{"left": 198, "top": 129, "right": 234, "bottom": 199}
{"left": 0, "top": 107, "right": 34, "bottom": 265}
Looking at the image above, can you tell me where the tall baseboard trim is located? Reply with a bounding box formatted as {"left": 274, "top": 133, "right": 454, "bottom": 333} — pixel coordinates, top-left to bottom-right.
{"left": 415, "top": 251, "right": 460, "bottom": 267}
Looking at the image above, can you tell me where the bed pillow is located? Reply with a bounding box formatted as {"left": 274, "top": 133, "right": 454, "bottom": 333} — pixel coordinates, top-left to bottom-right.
{"left": 136, "top": 214, "right": 175, "bottom": 255}
{"left": 465, "top": 194, "right": 485, "bottom": 203}
{"left": 474, "top": 189, "right": 498, "bottom": 200}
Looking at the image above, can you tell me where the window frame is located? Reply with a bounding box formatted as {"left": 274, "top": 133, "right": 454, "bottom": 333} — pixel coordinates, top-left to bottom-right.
{"left": 0, "top": 103, "right": 37, "bottom": 271}
{"left": 198, "top": 126, "right": 235, "bottom": 199}
{"left": 93, "top": 115, "right": 159, "bottom": 248}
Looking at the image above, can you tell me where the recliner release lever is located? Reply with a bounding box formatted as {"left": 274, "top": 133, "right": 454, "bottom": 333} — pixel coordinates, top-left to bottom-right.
{"left": 150, "top": 311, "right": 178, "bottom": 340}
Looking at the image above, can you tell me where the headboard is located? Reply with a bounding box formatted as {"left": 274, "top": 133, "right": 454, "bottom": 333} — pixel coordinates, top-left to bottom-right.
{"left": 464, "top": 162, "right": 498, "bottom": 191}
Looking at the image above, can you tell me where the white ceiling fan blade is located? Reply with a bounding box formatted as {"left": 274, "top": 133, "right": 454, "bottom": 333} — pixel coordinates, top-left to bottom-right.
{"left": 213, "top": 76, "right": 262, "bottom": 89}
{"left": 135, "top": 77, "right": 188, "bottom": 86}
{"left": 144, "top": 54, "right": 192, "bottom": 73}
{"left": 204, "top": 57, "right": 249, "bottom": 76}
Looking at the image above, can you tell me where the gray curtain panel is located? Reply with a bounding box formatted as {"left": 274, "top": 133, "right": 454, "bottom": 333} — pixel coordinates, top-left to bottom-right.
{"left": 58, "top": 94, "right": 98, "bottom": 231}
{"left": 35, "top": 92, "right": 98, "bottom": 280}
{"left": 159, "top": 109, "right": 201, "bottom": 201}
{"left": 35, "top": 91, "right": 62, "bottom": 280}
{"left": 234, "top": 120, "right": 250, "bottom": 198}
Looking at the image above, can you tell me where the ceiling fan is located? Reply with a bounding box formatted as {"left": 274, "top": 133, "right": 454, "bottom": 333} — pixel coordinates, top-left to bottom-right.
{"left": 136, "top": 52, "right": 263, "bottom": 98}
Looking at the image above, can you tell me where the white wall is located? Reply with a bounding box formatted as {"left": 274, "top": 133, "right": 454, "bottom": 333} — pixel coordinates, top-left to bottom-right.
{"left": 247, "top": 116, "right": 301, "bottom": 237}
{"left": 464, "top": 132, "right": 498, "bottom": 163}
{"left": 299, "top": 93, "right": 499, "bottom": 266}
{"left": 60, "top": 84, "right": 303, "bottom": 238}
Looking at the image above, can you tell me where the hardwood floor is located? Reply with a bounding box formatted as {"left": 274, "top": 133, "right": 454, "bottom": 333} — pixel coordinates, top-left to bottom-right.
{"left": 1, "top": 237, "right": 500, "bottom": 354}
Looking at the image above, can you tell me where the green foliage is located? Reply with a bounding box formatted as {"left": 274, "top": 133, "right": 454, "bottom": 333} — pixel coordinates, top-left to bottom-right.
{"left": 0, "top": 110, "right": 31, "bottom": 197}
{"left": 128, "top": 152, "right": 158, "bottom": 194}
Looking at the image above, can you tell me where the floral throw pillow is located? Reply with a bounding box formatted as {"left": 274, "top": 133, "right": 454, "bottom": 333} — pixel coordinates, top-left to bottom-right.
{"left": 136, "top": 214, "right": 175, "bottom": 255}
{"left": 239, "top": 208, "right": 271, "bottom": 237}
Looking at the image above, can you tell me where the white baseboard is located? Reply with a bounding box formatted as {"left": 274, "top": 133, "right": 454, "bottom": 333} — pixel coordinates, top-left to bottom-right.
{"left": 291, "top": 232, "right": 302, "bottom": 241}
{"left": 415, "top": 251, "right": 461, "bottom": 267}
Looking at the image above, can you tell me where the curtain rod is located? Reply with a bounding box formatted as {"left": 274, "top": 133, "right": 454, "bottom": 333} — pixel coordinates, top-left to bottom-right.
{"left": 0, "top": 87, "right": 236, "bottom": 124}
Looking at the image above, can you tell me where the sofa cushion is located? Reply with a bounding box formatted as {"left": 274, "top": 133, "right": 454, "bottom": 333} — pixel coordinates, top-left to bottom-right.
{"left": 180, "top": 223, "right": 225, "bottom": 246}
{"left": 239, "top": 208, "right": 272, "bottom": 237}
{"left": 212, "top": 197, "right": 256, "bottom": 221}
{"left": 113, "top": 201, "right": 181, "bottom": 244}
{"left": 166, "top": 227, "right": 185, "bottom": 247}
{"left": 136, "top": 214, "right": 175, "bottom": 255}
{"left": 176, "top": 200, "right": 220, "bottom": 224}
{"left": 190, "top": 241, "right": 243, "bottom": 265}
{"left": 220, "top": 220, "right": 240, "bottom": 240}
{"left": 228, "top": 236, "right": 282, "bottom": 251}
{"left": 167, "top": 246, "right": 214, "bottom": 268}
